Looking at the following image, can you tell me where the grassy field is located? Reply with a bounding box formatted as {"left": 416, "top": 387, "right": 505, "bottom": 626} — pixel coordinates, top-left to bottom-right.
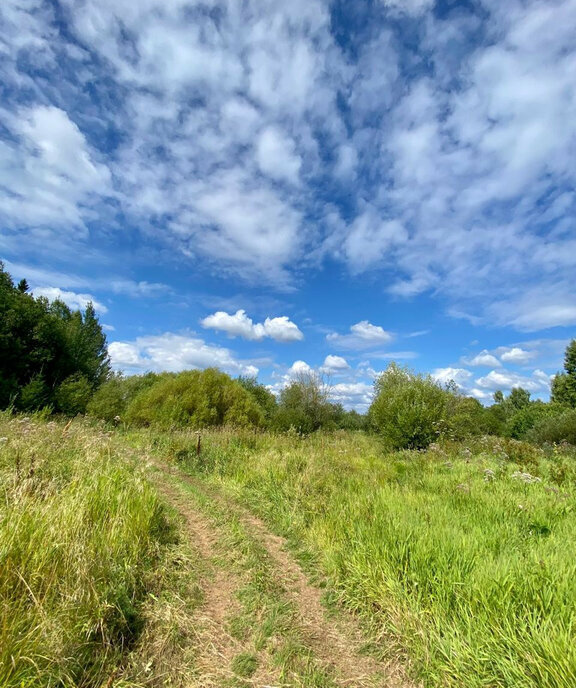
{"left": 0, "top": 413, "right": 173, "bottom": 687}
{"left": 136, "top": 427, "right": 576, "bottom": 687}
{"left": 2, "top": 414, "right": 576, "bottom": 686}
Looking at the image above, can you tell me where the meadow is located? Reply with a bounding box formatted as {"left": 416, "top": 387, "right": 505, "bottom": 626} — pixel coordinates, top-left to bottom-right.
{"left": 0, "top": 413, "right": 171, "bottom": 687}
{"left": 142, "top": 426, "right": 576, "bottom": 687}
{"left": 2, "top": 413, "right": 576, "bottom": 687}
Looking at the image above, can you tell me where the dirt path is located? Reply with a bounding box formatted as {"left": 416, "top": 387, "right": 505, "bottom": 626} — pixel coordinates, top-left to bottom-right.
{"left": 155, "top": 481, "right": 281, "bottom": 687}
{"left": 154, "top": 464, "right": 416, "bottom": 688}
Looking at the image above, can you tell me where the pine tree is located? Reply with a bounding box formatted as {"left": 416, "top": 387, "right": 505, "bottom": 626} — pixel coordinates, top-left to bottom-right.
{"left": 551, "top": 340, "right": 576, "bottom": 408}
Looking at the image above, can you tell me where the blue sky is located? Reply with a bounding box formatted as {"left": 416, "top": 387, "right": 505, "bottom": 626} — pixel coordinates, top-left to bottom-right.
{"left": 1, "top": 0, "right": 575, "bottom": 410}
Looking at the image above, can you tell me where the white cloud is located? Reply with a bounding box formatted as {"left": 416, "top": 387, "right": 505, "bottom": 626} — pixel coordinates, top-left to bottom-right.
{"left": 0, "top": 105, "right": 111, "bottom": 231}
{"left": 432, "top": 367, "right": 473, "bottom": 388}
{"left": 2, "top": 0, "right": 575, "bottom": 329}
{"left": 31, "top": 286, "right": 108, "bottom": 314}
{"left": 4, "top": 261, "right": 170, "bottom": 300}
{"left": 320, "top": 355, "right": 350, "bottom": 374}
{"left": 327, "top": 321, "right": 393, "bottom": 349}
{"left": 201, "top": 309, "right": 303, "bottom": 342}
{"left": 475, "top": 368, "right": 551, "bottom": 394}
{"left": 499, "top": 347, "right": 537, "bottom": 364}
{"left": 286, "top": 360, "right": 313, "bottom": 377}
{"left": 330, "top": 382, "right": 374, "bottom": 411}
{"left": 509, "top": 304, "right": 576, "bottom": 331}
{"left": 466, "top": 350, "right": 501, "bottom": 367}
{"left": 109, "top": 332, "right": 258, "bottom": 377}
{"left": 256, "top": 127, "right": 302, "bottom": 184}
{"left": 343, "top": 208, "right": 407, "bottom": 272}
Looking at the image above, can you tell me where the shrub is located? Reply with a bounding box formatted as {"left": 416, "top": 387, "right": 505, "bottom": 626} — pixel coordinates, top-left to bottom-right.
{"left": 18, "top": 375, "right": 50, "bottom": 412}
{"left": 55, "top": 375, "right": 93, "bottom": 415}
{"left": 273, "top": 372, "right": 334, "bottom": 433}
{"left": 237, "top": 376, "right": 277, "bottom": 423}
{"left": 125, "top": 368, "right": 264, "bottom": 429}
{"left": 87, "top": 372, "right": 159, "bottom": 422}
{"left": 505, "top": 401, "right": 564, "bottom": 440}
{"left": 369, "top": 363, "right": 452, "bottom": 449}
{"left": 528, "top": 409, "right": 576, "bottom": 445}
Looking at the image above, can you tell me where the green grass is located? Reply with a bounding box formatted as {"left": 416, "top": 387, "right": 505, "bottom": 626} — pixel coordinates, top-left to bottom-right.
{"left": 164, "top": 472, "right": 340, "bottom": 687}
{"left": 0, "top": 413, "right": 170, "bottom": 687}
{"left": 140, "top": 427, "right": 576, "bottom": 687}
{"left": 4, "top": 414, "right": 576, "bottom": 687}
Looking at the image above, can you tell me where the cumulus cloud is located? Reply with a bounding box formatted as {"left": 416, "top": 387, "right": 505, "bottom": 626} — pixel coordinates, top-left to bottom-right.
{"left": 201, "top": 309, "right": 303, "bottom": 342}
{"left": 286, "top": 360, "right": 313, "bottom": 377}
{"left": 31, "top": 286, "right": 108, "bottom": 314}
{"left": 330, "top": 382, "right": 374, "bottom": 411}
{"left": 327, "top": 321, "right": 393, "bottom": 349}
{"left": 108, "top": 332, "right": 258, "bottom": 377}
{"left": 499, "top": 347, "right": 537, "bottom": 364}
{"left": 475, "top": 368, "right": 552, "bottom": 394}
{"left": 465, "top": 350, "right": 502, "bottom": 368}
{"left": 320, "top": 355, "right": 350, "bottom": 374}
{"left": 432, "top": 367, "right": 473, "bottom": 388}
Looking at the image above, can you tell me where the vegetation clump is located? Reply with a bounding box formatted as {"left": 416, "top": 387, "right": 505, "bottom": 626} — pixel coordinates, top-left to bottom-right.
{"left": 0, "top": 414, "right": 168, "bottom": 686}
{"left": 0, "top": 263, "right": 110, "bottom": 414}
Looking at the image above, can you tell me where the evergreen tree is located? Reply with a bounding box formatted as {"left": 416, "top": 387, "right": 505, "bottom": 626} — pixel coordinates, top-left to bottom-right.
{"left": 0, "top": 262, "right": 111, "bottom": 413}
{"left": 551, "top": 340, "right": 576, "bottom": 408}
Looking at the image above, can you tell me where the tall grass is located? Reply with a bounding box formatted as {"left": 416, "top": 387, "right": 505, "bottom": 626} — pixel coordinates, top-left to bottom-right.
{"left": 146, "top": 427, "right": 576, "bottom": 687}
{"left": 0, "top": 414, "right": 167, "bottom": 687}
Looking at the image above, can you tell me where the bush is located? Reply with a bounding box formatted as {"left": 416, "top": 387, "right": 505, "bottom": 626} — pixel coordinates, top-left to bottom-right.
{"left": 125, "top": 368, "right": 265, "bottom": 429}
{"left": 273, "top": 372, "right": 334, "bottom": 433}
{"left": 87, "top": 372, "right": 159, "bottom": 422}
{"left": 528, "top": 409, "right": 576, "bottom": 445}
{"left": 18, "top": 375, "right": 50, "bottom": 412}
{"left": 369, "top": 363, "right": 453, "bottom": 450}
{"left": 237, "top": 376, "right": 277, "bottom": 423}
{"left": 55, "top": 375, "right": 93, "bottom": 415}
{"left": 505, "top": 401, "right": 564, "bottom": 440}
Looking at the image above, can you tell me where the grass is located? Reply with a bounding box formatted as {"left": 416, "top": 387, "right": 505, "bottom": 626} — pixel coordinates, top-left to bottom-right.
{"left": 139, "top": 426, "right": 576, "bottom": 687}
{"left": 3, "top": 414, "right": 576, "bottom": 686}
{"left": 0, "top": 413, "right": 172, "bottom": 687}
{"left": 164, "top": 471, "right": 342, "bottom": 687}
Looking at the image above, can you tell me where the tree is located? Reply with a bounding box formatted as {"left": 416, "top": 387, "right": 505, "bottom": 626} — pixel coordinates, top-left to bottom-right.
{"left": 274, "top": 371, "right": 333, "bottom": 433}
{"left": 551, "top": 340, "right": 576, "bottom": 408}
{"left": 369, "top": 363, "right": 452, "bottom": 450}
{"left": 508, "top": 387, "right": 531, "bottom": 410}
{"left": 0, "top": 262, "right": 111, "bottom": 414}
{"left": 125, "top": 369, "right": 265, "bottom": 428}
{"left": 237, "top": 376, "right": 277, "bottom": 423}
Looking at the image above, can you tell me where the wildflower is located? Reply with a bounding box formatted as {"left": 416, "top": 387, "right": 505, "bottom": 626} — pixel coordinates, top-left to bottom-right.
{"left": 483, "top": 469, "right": 495, "bottom": 482}
{"left": 0, "top": 437, "right": 7, "bottom": 443}
{"left": 511, "top": 471, "right": 541, "bottom": 484}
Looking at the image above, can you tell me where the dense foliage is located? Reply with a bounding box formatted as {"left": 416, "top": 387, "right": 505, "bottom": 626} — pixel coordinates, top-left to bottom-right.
{"left": 2, "top": 262, "right": 575, "bottom": 447}
{"left": 0, "top": 263, "right": 110, "bottom": 413}
{"left": 124, "top": 368, "right": 266, "bottom": 428}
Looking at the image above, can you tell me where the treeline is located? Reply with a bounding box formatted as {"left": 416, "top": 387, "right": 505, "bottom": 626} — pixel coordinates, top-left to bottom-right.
{"left": 369, "top": 360, "right": 576, "bottom": 449}
{"left": 87, "top": 368, "right": 366, "bottom": 432}
{"left": 2, "top": 262, "right": 575, "bottom": 448}
{"left": 0, "top": 263, "right": 110, "bottom": 414}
